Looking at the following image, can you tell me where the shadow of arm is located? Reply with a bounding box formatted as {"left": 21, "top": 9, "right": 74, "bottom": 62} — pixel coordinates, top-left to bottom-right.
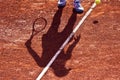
{"left": 65, "top": 35, "right": 81, "bottom": 59}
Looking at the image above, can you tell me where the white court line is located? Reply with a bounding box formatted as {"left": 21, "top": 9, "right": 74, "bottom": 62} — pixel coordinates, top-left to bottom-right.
{"left": 36, "top": 2, "right": 97, "bottom": 80}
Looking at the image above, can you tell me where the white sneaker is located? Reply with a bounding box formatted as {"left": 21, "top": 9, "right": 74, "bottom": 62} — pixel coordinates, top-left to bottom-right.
{"left": 74, "top": 0, "right": 84, "bottom": 13}
{"left": 58, "top": 0, "right": 66, "bottom": 7}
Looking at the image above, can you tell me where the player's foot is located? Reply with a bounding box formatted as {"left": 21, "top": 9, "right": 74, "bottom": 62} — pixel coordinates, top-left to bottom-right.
{"left": 74, "top": 0, "right": 84, "bottom": 13}
{"left": 58, "top": 0, "right": 66, "bottom": 8}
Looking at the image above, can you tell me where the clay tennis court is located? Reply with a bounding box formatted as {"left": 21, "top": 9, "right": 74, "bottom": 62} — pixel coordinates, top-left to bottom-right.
{"left": 0, "top": 0, "right": 120, "bottom": 80}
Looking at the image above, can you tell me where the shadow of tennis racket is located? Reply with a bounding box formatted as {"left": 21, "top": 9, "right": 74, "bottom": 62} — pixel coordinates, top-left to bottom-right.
{"left": 32, "top": 17, "right": 47, "bottom": 36}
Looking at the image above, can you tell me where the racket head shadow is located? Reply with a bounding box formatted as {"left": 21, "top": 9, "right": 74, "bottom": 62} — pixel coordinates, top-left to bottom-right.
{"left": 32, "top": 17, "right": 47, "bottom": 35}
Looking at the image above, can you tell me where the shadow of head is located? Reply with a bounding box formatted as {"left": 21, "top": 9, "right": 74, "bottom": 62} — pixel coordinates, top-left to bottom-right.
{"left": 53, "top": 67, "right": 72, "bottom": 77}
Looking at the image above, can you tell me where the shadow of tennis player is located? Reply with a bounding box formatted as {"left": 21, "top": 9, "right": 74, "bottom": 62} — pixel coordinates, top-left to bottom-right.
{"left": 25, "top": 8, "right": 80, "bottom": 77}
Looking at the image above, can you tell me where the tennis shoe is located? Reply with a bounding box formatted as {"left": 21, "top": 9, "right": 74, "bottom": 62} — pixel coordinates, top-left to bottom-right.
{"left": 74, "top": 0, "right": 84, "bottom": 13}
{"left": 58, "top": 0, "right": 66, "bottom": 7}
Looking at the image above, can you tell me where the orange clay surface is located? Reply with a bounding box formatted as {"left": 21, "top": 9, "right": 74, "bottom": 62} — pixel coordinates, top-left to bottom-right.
{"left": 0, "top": 0, "right": 120, "bottom": 80}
